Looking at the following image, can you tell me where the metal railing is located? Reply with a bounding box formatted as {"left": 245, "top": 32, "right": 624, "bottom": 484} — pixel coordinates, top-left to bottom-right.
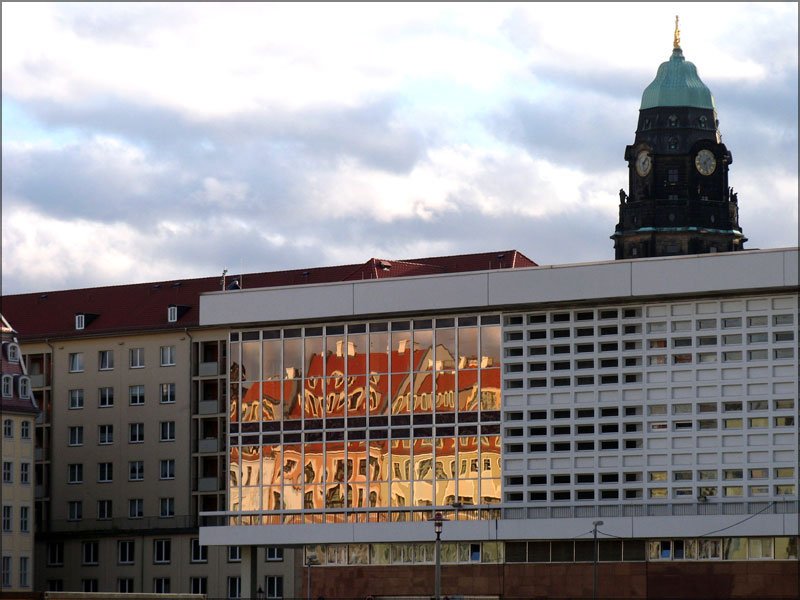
{"left": 199, "top": 500, "right": 798, "bottom": 527}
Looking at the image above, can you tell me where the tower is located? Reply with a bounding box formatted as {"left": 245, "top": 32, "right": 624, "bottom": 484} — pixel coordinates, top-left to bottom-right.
{"left": 612, "top": 18, "right": 746, "bottom": 259}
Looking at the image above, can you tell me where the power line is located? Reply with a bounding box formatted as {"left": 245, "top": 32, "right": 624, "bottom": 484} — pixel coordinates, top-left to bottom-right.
{"left": 595, "top": 501, "right": 779, "bottom": 540}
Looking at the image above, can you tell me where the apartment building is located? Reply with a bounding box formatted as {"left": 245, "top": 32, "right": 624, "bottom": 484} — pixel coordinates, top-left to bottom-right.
{"left": 2, "top": 251, "right": 532, "bottom": 598}
{"left": 1, "top": 316, "right": 38, "bottom": 593}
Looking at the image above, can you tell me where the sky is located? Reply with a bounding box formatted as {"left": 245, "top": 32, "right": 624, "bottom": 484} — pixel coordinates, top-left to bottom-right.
{"left": 2, "top": 2, "right": 797, "bottom": 294}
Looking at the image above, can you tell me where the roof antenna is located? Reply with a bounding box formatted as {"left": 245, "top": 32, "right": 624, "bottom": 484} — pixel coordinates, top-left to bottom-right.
{"left": 221, "top": 269, "right": 228, "bottom": 291}
{"left": 673, "top": 15, "right": 681, "bottom": 49}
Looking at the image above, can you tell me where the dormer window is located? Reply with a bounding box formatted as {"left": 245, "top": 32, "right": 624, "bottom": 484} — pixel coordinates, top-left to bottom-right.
{"left": 18, "top": 376, "right": 31, "bottom": 400}
{"left": 1, "top": 375, "right": 12, "bottom": 397}
{"left": 75, "top": 314, "right": 85, "bottom": 330}
{"left": 167, "top": 306, "right": 178, "bottom": 323}
{"left": 6, "top": 343, "right": 20, "bottom": 363}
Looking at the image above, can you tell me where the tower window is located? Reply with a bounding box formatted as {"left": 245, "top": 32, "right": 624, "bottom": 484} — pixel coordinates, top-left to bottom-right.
{"left": 668, "top": 137, "right": 678, "bottom": 150}
{"left": 668, "top": 169, "right": 679, "bottom": 183}
{"left": 698, "top": 115, "right": 708, "bottom": 128}
{"left": 668, "top": 114, "right": 678, "bottom": 127}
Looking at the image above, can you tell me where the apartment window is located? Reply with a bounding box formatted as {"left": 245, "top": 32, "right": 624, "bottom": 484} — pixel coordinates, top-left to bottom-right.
{"left": 126, "top": 385, "right": 145, "bottom": 406}
{"left": 159, "top": 497, "right": 175, "bottom": 518}
{"left": 97, "top": 500, "right": 112, "bottom": 520}
{"left": 98, "top": 462, "right": 113, "bottom": 483}
{"left": 18, "top": 377, "right": 31, "bottom": 399}
{"left": 160, "top": 459, "right": 175, "bottom": 480}
{"left": 228, "top": 546, "right": 241, "bottom": 562}
{"left": 129, "top": 348, "right": 145, "bottom": 368}
{"left": 98, "top": 386, "right": 114, "bottom": 407}
{"left": 191, "top": 577, "right": 208, "bottom": 595}
{"left": 2, "top": 506, "right": 11, "bottom": 532}
{"left": 2, "top": 462, "right": 12, "bottom": 484}
{"left": 1, "top": 556, "right": 9, "bottom": 588}
{"left": 128, "top": 498, "right": 144, "bottom": 518}
{"left": 48, "top": 580, "right": 64, "bottom": 592}
{"left": 69, "top": 389, "right": 84, "bottom": 409}
{"left": 47, "top": 542, "right": 64, "bottom": 566}
{"left": 154, "top": 578, "right": 170, "bottom": 594}
{"left": 228, "top": 576, "right": 242, "bottom": 599}
{"left": 160, "top": 345, "right": 176, "bottom": 366}
{"left": 68, "top": 463, "right": 83, "bottom": 484}
{"left": 20, "top": 421, "right": 30, "bottom": 439}
{"left": 69, "top": 352, "right": 84, "bottom": 373}
{"left": 20, "top": 463, "right": 30, "bottom": 485}
{"left": 82, "top": 580, "right": 98, "bottom": 593}
{"left": 118, "top": 540, "right": 135, "bottom": 565}
{"left": 160, "top": 421, "right": 176, "bottom": 442}
{"left": 266, "top": 575, "right": 283, "bottom": 599}
{"left": 2, "top": 420, "right": 11, "bottom": 438}
{"left": 98, "top": 350, "right": 114, "bottom": 371}
{"left": 118, "top": 579, "right": 134, "bottom": 593}
{"left": 191, "top": 538, "right": 208, "bottom": 563}
{"left": 129, "top": 423, "right": 144, "bottom": 443}
{"left": 160, "top": 383, "right": 176, "bottom": 404}
{"left": 98, "top": 424, "right": 113, "bottom": 445}
{"left": 68, "top": 425, "right": 84, "bottom": 446}
{"left": 19, "top": 557, "right": 30, "bottom": 589}
{"left": 266, "top": 546, "right": 284, "bottom": 561}
{"left": 82, "top": 541, "right": 99, "bottom": 565}
{"left": 129, "top": 461, "right": 144, "bottom": 481}
{"left": 154, "top": 539, "right": 171, "bottom": 564}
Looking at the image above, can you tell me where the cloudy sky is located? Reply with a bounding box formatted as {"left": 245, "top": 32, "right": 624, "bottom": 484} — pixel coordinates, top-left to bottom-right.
{"left": 2, "top": 2, "right": 797, "bottom": 294}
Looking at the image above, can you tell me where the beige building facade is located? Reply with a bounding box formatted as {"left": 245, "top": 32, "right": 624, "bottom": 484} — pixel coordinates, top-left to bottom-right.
{"left": 1, "top": 316, "right": 38, "bottom": 593}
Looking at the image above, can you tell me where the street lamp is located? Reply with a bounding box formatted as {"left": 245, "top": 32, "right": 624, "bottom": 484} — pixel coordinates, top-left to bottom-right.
{"left": 592, "top": 520, "right": 604, "bottom": 600}
{"left": 305, "top": 551, "right": 319, "bottom": 600}
{"left": 433, "top": 511, "right": 444, "bottom": 600}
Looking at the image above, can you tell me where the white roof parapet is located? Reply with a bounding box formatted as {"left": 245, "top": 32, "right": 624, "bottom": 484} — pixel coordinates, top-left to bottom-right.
{"left": 199, "top": 247, "right": 799, "bottom": 327}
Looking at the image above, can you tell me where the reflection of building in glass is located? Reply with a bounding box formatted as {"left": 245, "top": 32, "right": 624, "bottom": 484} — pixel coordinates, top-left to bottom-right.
{"left": 227, "top": 318, "right": 502, "bottom": 521}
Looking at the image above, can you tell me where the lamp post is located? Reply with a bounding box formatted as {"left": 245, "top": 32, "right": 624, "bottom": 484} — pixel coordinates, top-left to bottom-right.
{"left": 305, "top": 552, "right": 319, "bottom": 600}
{"left": 592, "top": 520, "right": 604, "bottom": 600}
{"left": 433, "top": 511, "right": 443, "bottom": 600}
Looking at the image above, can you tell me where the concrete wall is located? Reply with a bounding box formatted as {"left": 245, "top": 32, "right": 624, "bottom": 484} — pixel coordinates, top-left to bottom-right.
{"left": 200, "top": 248, "right": 799, "bottom": 327}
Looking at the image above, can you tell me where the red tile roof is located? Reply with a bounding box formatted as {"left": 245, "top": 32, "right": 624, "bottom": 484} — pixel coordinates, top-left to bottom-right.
{"left": 2, "top": 250, "right": 535, "bottom": 341}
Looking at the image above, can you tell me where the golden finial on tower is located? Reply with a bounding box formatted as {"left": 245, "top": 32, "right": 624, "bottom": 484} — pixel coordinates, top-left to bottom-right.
{"left": 673, "top": 15, "right": 681, "bottom": 49}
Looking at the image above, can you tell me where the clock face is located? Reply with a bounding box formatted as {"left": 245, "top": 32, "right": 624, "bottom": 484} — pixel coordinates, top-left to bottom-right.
{"left": 635, "top": 151, "right": 652, "bottom": 177}
{"left": 695, "top": 149, "right": 717, "bottom": 176}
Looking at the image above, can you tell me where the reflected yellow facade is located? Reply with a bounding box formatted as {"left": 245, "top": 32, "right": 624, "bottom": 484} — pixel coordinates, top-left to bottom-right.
{"left": 227, "top": 317, "right": 502, "bottom": 523}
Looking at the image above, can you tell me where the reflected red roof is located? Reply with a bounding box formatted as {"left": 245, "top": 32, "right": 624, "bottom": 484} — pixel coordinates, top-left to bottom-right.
{"left": 2, "top": 250, "right": 535, "bottom": 341}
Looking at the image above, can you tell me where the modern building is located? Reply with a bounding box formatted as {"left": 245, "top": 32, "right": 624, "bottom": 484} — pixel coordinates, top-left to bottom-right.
{"left": 1, "top": 316, "right": 38, "bottom": 593}
{"left": 0, "top": 251, "right": 534, "bottom": 598}
{"left": 198, "top": 247, "right": 798, "bottom": 599}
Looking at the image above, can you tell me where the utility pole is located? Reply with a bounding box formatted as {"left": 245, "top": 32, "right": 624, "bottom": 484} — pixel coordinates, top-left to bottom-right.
{"left": 592, "top": 520, "right": 604, "bottom": 600}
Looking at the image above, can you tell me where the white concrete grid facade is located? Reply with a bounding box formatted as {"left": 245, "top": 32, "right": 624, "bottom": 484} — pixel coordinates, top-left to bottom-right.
{"left": 500, "top": 293, "right": 798, "bottom": 508}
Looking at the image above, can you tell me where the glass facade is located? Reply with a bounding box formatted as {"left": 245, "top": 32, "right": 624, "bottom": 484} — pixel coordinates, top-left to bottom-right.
{"left": 227, "top": 315, "right": 503, "bottom": 524}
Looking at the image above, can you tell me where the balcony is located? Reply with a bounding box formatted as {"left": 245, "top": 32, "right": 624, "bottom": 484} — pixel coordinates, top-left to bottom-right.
{"left": 30, "top": 374, "right": 47, "bottom": 388}
{"left": 197, "top": 477, "right": 222, "bottom": 492}
{"left": 199, "top": 361, "right": 220, "bottom": 377}
{"left": 198, "top": 437, "right": 219, "bottom": 453}
{"left": 198, "top": 400, "right": 220, "bottom": 415}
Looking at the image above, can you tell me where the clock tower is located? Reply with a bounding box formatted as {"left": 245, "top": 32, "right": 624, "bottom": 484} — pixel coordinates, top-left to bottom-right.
{"left": 612, "top": 18, "right": 746, "bottom": 259}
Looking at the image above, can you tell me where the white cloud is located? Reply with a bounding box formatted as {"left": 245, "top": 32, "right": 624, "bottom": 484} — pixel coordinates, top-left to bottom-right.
{"left": 1, "top": 2, "right": 796, "bottom": 294}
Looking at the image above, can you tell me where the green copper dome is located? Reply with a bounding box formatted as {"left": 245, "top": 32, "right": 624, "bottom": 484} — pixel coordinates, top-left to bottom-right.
{"left": 640, "top": 47, "right": 715, "bottom": 110}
